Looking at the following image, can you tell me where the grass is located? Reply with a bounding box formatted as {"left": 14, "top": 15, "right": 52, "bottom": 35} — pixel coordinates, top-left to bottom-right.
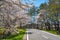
{"left": 46, "top": 30, "right": 57, "bottom": 34}
{"left": 2, "top": 29, "right": 26, "bottom": 40}
{"left": 45, "top": 30, "right": 60, "bottom": 36}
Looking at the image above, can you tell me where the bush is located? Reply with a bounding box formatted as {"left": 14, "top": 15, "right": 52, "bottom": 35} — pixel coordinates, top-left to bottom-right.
{"left": 0, "top": 27, "right": 4, "bottom": 35}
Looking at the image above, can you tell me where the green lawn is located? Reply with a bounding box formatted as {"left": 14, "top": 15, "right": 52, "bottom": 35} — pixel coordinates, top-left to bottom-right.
{"left": 45, "top": 30, "right": 60, "bottom": 36}
{"left": 2, "top": 29, "right": 26, "bottom": 40}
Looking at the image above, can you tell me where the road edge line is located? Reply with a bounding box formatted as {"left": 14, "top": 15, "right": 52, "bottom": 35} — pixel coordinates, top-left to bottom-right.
{"left": 27, "top": 31, "right": 29, "bottom": 40}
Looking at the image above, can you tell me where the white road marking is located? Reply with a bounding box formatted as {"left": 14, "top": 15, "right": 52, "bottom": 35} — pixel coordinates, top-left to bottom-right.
{"left": 42, "top": 35, "right": 48, "bottom": 39}
{"left": 27, "top": 31, "right": 29, "bottom": 40}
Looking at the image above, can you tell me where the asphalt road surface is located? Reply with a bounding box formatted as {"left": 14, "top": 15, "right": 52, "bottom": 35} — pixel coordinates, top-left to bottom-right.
{"left": 23, "top": 29, "right": 60, "bottom": 40}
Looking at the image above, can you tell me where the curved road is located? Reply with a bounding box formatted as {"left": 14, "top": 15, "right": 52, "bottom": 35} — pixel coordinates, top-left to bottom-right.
{"left": 23, "top": 29, "right": 60, "bottom": 40}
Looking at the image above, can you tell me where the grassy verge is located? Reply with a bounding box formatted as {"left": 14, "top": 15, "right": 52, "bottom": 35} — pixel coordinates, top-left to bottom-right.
{"left": 2, "top": 29, "right": 26, "bottom": 40}
{"left": 45, "top": 30, "right": 60, "bottom": 36}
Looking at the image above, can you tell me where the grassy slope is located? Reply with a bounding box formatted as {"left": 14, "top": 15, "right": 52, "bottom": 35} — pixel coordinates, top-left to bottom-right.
{"left": 45, "top": 30, "right": 60, "bottom": 36}
{"left": 2, "top": 29, "right": 26, "bottom": 40}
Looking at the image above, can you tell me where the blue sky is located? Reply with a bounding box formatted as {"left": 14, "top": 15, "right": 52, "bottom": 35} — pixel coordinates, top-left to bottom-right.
{"left": 33, "top": 0, "right": 48, "bottom": 7}
{"left": 21, "top": 0, "right": 48, "bottom": 7}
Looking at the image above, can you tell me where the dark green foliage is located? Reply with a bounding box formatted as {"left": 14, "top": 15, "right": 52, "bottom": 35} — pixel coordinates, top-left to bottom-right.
{"left": 0, "top": 0, "right": 4, "bottom": 1}
{"left": 27, "top": 6, "right": 37, "bottom": 16}
{"left": 0, "top": 0, "right": 2, "bottom": 1}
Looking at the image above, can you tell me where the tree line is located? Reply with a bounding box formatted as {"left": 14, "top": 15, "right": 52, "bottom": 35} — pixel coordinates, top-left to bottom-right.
{"left": 0, "top": 0, "right": 35, "bottom": 38}
{"left": 37, "top": 0, "right": 60, "bottom": 34}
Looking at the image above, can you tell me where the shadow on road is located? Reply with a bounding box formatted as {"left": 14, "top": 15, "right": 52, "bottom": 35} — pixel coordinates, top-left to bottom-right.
{"left": 25, "top": 31, "right": 33, "bottom": 34}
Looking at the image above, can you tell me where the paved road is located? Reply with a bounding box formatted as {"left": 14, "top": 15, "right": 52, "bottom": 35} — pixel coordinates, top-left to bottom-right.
{"left": 24, "top": 29, "right": 60, "bottom": 40}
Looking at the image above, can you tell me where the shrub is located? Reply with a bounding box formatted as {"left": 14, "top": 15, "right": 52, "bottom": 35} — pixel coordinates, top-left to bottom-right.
{"left": 0, "top": 27, "right": 4, "bottom": 35}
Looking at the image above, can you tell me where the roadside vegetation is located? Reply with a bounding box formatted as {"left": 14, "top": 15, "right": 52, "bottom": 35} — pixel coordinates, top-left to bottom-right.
{"left": 36, "top": 0, "right": 60, "bottom": 35}
{"left": 45, "top": 30, "right": 60, "bottom": 35}
{"left": 0, "top": 0, "right": 31, "bottom": 40}
{"left": 0, "top": 28, "right": 26, "bottom": 40}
